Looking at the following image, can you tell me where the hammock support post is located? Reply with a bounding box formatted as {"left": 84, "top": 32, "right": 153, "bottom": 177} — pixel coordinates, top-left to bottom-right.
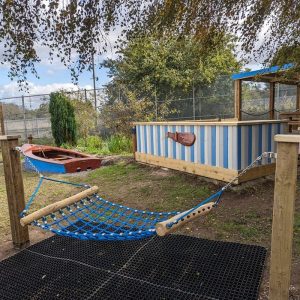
{"left": 269, "top": 134, "right": 300, "bottom": 300}
{"left": 0, "top": 135, "right": 29, "bottom": 248}
{"left": 20, "top": 186, "right": 99, "bottom": 226}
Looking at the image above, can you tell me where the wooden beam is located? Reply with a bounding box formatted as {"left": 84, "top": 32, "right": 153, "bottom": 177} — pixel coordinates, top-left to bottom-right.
{"left": 297, "top": 85, "right": 300, "bottom": 111}
{"left": 269, "top": 139, "right": 298, "bottom": 300}
{"left": 131, "top": 126, "right": 137, "bottom": 160}
{"left": 20, "top": 186, "right": 99, "bottom": 226}
{"left": 1, "top": 135, "right": 29, "bottom": 248}
{"left": 136, "top": 152, "right": 238, "bottom": 182}
{"left": 156, "top": 202, "right": 215, "bottom": 236}
{"left": 0, "top": 103, "right": 5, "bottom": 135}
{"left": 269, "top": 82, "right": 275, "bottom": 119}
{"left": 234, "top": 80, "right": 242, "bottom": 121}
{"left": 275, "top": 134, "right": 300, "bottom": 143}
{"left": 237, "top": 163, "right": 276, "bottom": 183}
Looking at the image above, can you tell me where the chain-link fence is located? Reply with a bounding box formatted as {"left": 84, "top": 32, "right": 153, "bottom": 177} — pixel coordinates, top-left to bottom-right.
{"left": 0, "top": 88, "right": 106, "bottom": 140}
{"left": 0, "top": 78, "right": 298, "bottom": 140}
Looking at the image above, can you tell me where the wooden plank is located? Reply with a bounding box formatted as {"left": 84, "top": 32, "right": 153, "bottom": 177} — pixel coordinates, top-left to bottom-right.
{"left": 1, "top": 136, "right": 29, "bottom": 248}
{"left": 0, "top": 135, "right": 21, "bottom": 141}
{"left": 131, "top": 127, "right": 137, "bottom": 160}
{"left": 279, "top": 112, "right": 300, "bottom": 117}
{"left": 133, "top": 119, "right": 286, "bottom": 126}
{"left": 136, "top": 152, "right": 238, "bottom": 182}
{"left": 237, "top": 163, "right": 276, "bottom": 183}
{"left": 234, "top": 79, "right": 242, "bottom": 121}
{"left": 20, "top": 186, "right": 99, "bottom": 226}
{"left": 0, "top": 103, "right": 5, "bottom": 135}
{"left": 275, "top": 134, "right": 300, "bottom": 143}
{"left": 269, "top": 82, "right": 275, "bottom": 119}
{"left": 269, "top": 141, "right": 298, "bottom": 300}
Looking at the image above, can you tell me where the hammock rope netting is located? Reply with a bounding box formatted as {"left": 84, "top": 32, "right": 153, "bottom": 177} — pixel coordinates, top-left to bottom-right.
{"left": 27, "top": 183, "right": 178, "bottom": 241}
{"left": 19, "top": 151, "right": 274, "bottom": 241}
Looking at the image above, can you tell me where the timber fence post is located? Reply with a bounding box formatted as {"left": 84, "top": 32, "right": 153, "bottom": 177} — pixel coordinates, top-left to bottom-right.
{"left": 0, "top": 135, "right": 29, "bottom": 248}
{"left": 269, "top": 134, "right": 299, "bottom": 299}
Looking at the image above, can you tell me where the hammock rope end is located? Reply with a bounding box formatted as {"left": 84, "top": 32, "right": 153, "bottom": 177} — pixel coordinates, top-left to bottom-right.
{"left": 155, "top": 202, "right": 215, "bottom": 237}
{"left": 20, "top": 186, "right": 99, "bottom": 227}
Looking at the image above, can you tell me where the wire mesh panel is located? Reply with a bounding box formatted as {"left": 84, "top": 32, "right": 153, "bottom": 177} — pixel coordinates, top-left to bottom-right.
{"left": 241, "top": 82, "right": 271, "bottom": 120}
{"left": 0, "top": 234, "right": 266, "bottom": 300}
{"left": 0, "top": 88, "right": 106, "bottom": 140}
{"left": 274, "top": 84, "right": 297, "bottom": 118}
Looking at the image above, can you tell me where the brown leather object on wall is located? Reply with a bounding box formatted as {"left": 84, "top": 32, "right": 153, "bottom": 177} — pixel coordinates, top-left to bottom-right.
{"left": 167, "top": 132, "right": 196, "bottom": 146}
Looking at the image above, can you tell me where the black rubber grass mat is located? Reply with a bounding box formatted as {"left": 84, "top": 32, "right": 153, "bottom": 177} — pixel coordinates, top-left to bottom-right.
{"left": 0, "top": 235, "right": 266, "bottom": 300}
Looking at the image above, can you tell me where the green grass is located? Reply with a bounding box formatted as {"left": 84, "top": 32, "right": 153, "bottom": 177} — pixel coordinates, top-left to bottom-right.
{"left": 205, "top": 209, "right": 271, "bottom": 242}
{"left": 76, "top": 135, "right": 132, "bottom": 155}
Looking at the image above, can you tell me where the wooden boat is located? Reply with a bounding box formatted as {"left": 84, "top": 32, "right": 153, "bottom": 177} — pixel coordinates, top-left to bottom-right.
{"left": 21, "top": 144, "right": 101, "bottom": 174}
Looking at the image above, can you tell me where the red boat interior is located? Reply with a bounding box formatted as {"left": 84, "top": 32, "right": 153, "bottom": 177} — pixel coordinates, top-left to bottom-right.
{"left": 32, "top": 149, "right": 85, "bottom": 161}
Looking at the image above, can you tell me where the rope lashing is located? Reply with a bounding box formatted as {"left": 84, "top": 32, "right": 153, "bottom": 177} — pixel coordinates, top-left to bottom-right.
{"left": 17, "top": 146, "right": 276, "bottom": 240}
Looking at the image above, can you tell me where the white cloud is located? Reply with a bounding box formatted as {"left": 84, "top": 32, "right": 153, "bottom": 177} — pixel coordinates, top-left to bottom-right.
{"left": 0, "top": 81, "right": 93, "bottom": 100}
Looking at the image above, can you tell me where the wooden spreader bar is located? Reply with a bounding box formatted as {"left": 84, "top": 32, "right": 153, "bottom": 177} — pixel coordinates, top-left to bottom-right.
{"left": 156, "top": 202, "right": 214, "bottom": 236}
{"left": 20, "top": 186, "right": 99, "bottom": 227}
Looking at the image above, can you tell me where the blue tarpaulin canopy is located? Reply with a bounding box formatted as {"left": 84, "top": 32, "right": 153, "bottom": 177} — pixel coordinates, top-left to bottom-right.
{"left": 231, "top": 63, "right": 298, "bottom": 84}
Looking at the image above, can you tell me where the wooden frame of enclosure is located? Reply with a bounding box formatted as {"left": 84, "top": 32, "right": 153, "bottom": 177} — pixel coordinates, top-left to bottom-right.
{"left": 0, "top": 132, "right": 298, "bottom": 298}
{"left": 232, "top": 64, "right": 300, "bottom": 121}
{"left": 133, "top": 119, "right": 286, "bottom": 183}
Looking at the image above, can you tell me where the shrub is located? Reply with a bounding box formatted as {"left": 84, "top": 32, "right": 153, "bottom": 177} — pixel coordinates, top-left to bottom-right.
{"left": 107, "top": 135, "right": 132, "bottom": 154}
{"left": 72, "top": 99, "right": 97, "bottom": 142}
{"left": 77, "top": 135, "right": 104, "bottom": 153}
{"left": 49, "top": 92, "right": 77, "bottom": 146}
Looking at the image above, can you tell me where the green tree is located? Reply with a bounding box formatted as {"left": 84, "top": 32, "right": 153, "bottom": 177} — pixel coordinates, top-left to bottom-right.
{"left": 101, "top": 87, "right": 159, "bottom": 136}
{"left": 49, "top": 92, "right": 77, "bottom": 146}
{"left": 1, "top": 1, "right": 299, "bottom": 85}
{"left": 72, "top": 98, "right": 97, "bottom": 143}
{"left": 103, "top": 35, "right": 240, "bottom": 119}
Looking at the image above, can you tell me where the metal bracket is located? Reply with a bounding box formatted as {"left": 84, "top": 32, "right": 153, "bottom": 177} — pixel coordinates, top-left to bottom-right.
{"left": 262, "top": 152, "right": 277, "bottom": 159}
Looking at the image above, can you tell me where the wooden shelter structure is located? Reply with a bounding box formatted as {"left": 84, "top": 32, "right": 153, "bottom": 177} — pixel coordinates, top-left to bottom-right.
{"left": 133, "top": 65, "right": 300, "bottom": 183}
{"left": 232, "top": 63, "right": 300, "bottom": 120}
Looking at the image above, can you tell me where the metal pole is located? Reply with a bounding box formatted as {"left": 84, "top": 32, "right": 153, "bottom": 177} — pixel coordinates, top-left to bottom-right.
{"left": 22, "top": 95, "right": 28, "bottom": 139}
{"left": 91, "top": 52, "right": 97, "bottom": 127}
{"left": 192, "top": 81, "right": 196, "bottom": 120}
{"left": 36, "top": 118, "right": 39, "bottom": 138}
{"left": 155, "top": 85, "right": 158, "bottom": 121}
{"left": 84, "top": 88, "right": 88, "bottom": 102}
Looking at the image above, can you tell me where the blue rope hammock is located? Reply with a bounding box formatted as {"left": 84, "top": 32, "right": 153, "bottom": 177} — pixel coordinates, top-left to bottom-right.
{"left": 20, "top": 175, "right": 223, "bottom": 241}
{"left": 19, "top": 151, "right": 273, "bottom": 241}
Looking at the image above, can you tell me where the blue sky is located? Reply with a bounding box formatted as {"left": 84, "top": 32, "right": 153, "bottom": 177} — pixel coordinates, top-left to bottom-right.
{"left": 0, "top": 59, "right": 111, "bottom": 99}
{"left": 0, "top": 64, "right": 109, "bottom": 87}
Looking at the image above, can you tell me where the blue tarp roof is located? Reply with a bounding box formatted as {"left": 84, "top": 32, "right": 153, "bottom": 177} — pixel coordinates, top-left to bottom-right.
{"left": 231, "top": 63, "right": 293, "bottom": 80}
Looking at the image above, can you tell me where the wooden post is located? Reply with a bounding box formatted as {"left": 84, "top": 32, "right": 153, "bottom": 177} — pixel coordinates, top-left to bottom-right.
{"left": 27, "top": 134, "right": 33, "bottom": 144}
{"left": 0, "top": 135, "right": 29, "bottom": 248}
{"left": 131, "top": 126, "right": 137, "bottom": 160}
{"left": 234, "top": 79, "right": 242, "bottom": 121}
{"left": 296, "top": 85, "right": 300, "bottom": 111}
{"left": 269, "top": 82, "right": 275, "bottom": 119}
{"left": 269, "top": 134, "right": 300, "bottom": 299}
{"left": 0, "top": 103, "right": 5, "bottom": 135}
